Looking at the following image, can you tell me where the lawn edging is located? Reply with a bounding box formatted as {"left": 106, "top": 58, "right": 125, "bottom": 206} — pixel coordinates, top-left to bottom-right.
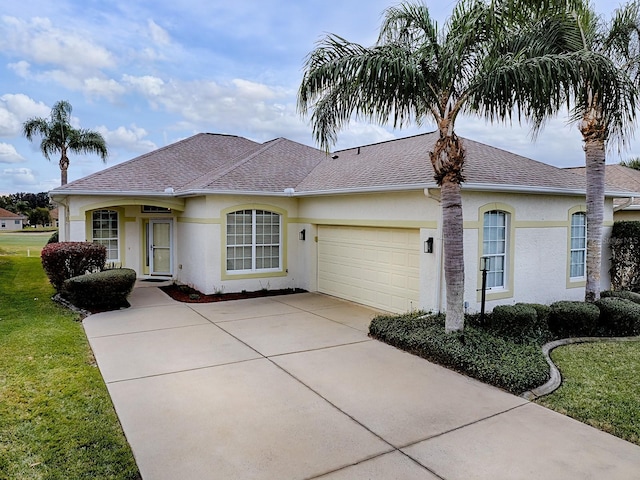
{"left": 522, "top": 335, "right": 640, "bottom": 400}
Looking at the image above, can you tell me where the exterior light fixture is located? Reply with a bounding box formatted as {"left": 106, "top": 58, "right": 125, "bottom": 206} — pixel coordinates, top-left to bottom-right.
{"left": 424, "top": 237, "right": 434, "bottom": 253}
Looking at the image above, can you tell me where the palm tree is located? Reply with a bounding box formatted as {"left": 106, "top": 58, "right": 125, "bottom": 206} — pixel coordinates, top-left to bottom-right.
{"left": 23, "top": 100, "right": 108, "bottom": 186}
{"left": 298, "top": 0, "right": 611, "bottom": 332}
{"left": 569, "top": 2, "right": 639, "bottom": 302}
{"left": 620, "top": 157, "right": 640, "bottom": 170}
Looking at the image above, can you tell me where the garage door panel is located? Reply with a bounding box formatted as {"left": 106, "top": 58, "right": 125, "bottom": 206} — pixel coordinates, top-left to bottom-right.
{"left": 318, "top": 226, "right": 420, "bottom": 313}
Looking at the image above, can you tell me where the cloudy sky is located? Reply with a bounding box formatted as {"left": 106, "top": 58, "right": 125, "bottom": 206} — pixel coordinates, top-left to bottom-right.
{"left": 0, "top": 0, "right": 631, "bottom": 194}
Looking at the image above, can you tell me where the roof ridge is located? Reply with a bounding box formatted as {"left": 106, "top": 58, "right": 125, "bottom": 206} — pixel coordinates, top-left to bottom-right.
{"left": 55, "top": 133, "right": 209, "bottom": 190}
{"left": 334, "top": 130, "right": 438, "bottom": 153}
{"left": 179, "top": 138, "right": 285, "bottom": 191}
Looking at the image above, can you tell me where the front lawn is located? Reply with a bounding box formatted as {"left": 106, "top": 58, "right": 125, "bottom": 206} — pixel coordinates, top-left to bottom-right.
{"left": 537, "top": 341, "right": 640, "bottom": 446}
{"left": 0, "top": 254, "right": 139, "bottom": 478}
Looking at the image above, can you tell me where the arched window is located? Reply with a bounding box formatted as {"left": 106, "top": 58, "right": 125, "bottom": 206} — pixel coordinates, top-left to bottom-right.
{"left": 570, "top": 212, "right": 587, "bottom": 279}
{"left": 483, "top": 210, "right": 508, "bottom": 289}
{"left": 92, "top": 209, "right": 119, "bottom": 261}
{"left": 226, "top": 209, "right": 281, "bottom": 273}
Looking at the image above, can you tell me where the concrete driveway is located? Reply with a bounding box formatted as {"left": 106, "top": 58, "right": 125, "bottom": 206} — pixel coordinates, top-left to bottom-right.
{"left": 83, "top": 285, "right": 640, "bottom": 480}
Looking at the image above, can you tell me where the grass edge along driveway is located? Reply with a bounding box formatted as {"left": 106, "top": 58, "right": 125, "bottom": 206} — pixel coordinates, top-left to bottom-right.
{"left": 536, "top": 340, "right": 640, "bottom": 446}
{"left": 0, "top": 254, "right": 140, "bottom": 479}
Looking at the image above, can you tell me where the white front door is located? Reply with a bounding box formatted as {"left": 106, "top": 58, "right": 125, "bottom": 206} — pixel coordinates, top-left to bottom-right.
{"left": 149, "top": 220, "right": 172, "bottom": 276}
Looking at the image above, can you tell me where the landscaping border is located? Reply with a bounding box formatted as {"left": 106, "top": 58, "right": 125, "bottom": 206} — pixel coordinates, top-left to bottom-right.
{"left": 521, "top": 335, "right": 640, "bottom": 400}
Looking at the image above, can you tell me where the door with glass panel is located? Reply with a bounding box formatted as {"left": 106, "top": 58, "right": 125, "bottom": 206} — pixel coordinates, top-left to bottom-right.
{"left": 149, "top": 220, "right": 172, "bottom": 275}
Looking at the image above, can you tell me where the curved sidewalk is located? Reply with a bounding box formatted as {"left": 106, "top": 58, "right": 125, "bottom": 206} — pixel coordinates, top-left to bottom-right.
{"left": 83, "top": 285, "right": 640, "bottom": 480}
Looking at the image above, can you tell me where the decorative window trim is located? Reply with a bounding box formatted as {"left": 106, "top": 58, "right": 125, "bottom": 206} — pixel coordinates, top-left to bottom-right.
{"left": 91, "top": 209, "right": 120, "bottom": 262}
{"left": 476, "top": 203, "right": 515, "bottom": 302}
{"left": 141, "top": 205, "right": 171, "bottom": 213}
{"left": 222, "top": 206, "right": 286, "bottom": 278}
{"left": 567, "top": 206, "right": 587, "bottom": 288}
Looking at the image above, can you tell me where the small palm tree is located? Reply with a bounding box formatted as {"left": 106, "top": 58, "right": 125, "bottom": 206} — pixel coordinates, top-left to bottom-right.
{"left": 23, "top": 100, "right": 108, "bottom": 186}
{"left": 298, "top": 0, "right": 610, "bottom": 332}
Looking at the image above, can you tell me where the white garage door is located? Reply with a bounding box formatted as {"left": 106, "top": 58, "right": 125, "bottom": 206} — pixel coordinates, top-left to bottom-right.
{"left": 318, "top": 226, "right": 420, "bottom": 313}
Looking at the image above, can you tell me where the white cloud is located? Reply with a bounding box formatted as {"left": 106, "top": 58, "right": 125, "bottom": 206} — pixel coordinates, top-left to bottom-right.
{"left": 96, "top": 124, "right": 157, "bottom": 154}
{"left": 0, "top": 143, "right": 25, "bottom": 164}
{"left": 0, "top": 93, "right": 51, "bottom": 137}
{"left": 122, "top": 74, "right": 166, "bottom": 98}
{"left": 83, "top": 77, "right": 127, "bottom": 101}
{"left": 8, "top": 60, "right": 31, "bottom": 77}
{"left": 147, "top": 19, "right": 170, "bottom": 46}
{"left": 3, "top": 167, "right": 37, "bottom": 184}
{"left": 0, "top": 16, "right": 115, "bottom": 74}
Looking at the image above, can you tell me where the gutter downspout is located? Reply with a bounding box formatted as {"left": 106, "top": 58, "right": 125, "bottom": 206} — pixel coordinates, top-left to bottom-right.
{"left": 425, "top": 188, "right": 444, "bottom": 313}
{"left": 50, "top": 194, "right": 70, "bottom": 241}
{"left": 613, "top": 197, "right": 634, "bottom": 212}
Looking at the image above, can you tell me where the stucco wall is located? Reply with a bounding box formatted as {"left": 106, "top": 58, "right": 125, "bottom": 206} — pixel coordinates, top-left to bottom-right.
{"left": 460, "top": 191, "right": 614, "bottom": 312}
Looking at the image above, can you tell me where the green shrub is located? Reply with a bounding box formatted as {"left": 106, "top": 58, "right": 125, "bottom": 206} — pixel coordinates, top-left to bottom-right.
{"left": 522, "top": 303, "right": 551, "bottom": 327}
{"left": 46, "top": 230, "right": 59, "bottom": 244}
{"left": 41, "top": 242, "right": 106, "bottom": 291}
{"left": 595, "top": 297, "right": 640, "bottom": 336}
{"left": 62, "top": 268, "right": 137, "bottom": 310}
{"left": 490, "top": 304, "right": 551, "bottom": 343}
{"left": 369, "top": 312, "right": 549, "bottom": 394}
{"left": 601, "top": 290, "right": 640, "bottom": 305}
{"left": 549, "top": 301, "right": 600, "bottom": 336}
{"left": 610, "top": 221, "right": 640, "bottom": 292}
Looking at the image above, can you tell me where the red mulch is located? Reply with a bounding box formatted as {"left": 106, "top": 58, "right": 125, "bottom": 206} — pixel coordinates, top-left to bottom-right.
{"left": 160, "top": 284, "right": 307, "bottom": 303}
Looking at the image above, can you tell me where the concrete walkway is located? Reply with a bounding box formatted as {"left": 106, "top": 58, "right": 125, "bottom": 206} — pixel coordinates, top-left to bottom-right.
{"left": 84, "top": 285, "right": 640, "bottom": 480}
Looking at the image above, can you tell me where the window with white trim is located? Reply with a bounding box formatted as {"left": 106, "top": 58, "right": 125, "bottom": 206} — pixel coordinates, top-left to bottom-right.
{"left": 226, "top": 209, "right": 281, "bottom": 272}
{"left": 483, "top": 210, "right": 507, "bottom": 289}
{"left": 92, "top": 209, "right": 119, "bottom": 261}
{"left": 570, "top": 212, "right": 587, "bottom": 279}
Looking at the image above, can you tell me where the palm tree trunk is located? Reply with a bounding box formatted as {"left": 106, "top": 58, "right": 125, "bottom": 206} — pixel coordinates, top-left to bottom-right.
{"left": 441, "top": 177, "right": 465, "bottom": 332}
{"left": 584, "top": 136, "right": 605, "bottom": 302}
{"left": 59, "top": 152, "right": 69, "bottom": 186}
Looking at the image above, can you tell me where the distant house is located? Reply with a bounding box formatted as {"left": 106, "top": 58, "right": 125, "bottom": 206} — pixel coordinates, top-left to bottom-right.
{"left": 49, "top": 132, "right": 634, "bottom": 314}
{"left": 566, "top": 164, "right": 640, "bottom": 222}
{"left": 49, "top": 208, "right": 59, "bottom": 228}
{"left": 0, "top": 207, "right": 26, "bottom": 231}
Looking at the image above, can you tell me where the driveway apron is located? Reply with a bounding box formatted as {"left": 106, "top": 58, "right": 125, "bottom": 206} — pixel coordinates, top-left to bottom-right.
{"left": 83, "top": 287, "right": 640, "bottom": 480}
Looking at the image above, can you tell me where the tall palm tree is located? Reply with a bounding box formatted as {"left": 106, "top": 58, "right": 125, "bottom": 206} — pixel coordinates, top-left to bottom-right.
{"left": 572, "top": 2, "right": 640, "bottom": 302}
{"left": 298, "top": 0, "right": 611, "bottom": 332}
{"left": 23, "top": 100, "right": 108, "bottom": 186}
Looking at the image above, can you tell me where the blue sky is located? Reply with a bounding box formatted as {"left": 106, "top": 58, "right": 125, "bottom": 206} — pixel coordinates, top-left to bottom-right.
{"left": 0, "top": 0, "right": 630, "bottom": 194}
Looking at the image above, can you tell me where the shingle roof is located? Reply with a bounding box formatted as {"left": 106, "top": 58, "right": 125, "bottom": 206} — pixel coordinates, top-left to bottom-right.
{"left": 50, "top": 131, "right": 632, "bottom": 198}
{"left": 567, "top": 164, "right": 640, "bottom": 208}
{"left": 54, "top": 133, "right": 261, "bottom": 194}
{"left": 0, "top": 207, "right": 25, "bottom": 219}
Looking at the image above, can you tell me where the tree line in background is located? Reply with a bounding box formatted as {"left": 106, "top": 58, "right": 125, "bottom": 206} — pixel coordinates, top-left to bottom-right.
{"left": 0, "top": 192, "right": 55, "bottom": 227}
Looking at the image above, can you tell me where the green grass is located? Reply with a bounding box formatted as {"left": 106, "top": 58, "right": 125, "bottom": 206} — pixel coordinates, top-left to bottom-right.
{"left": 0, "top": 239, "right": 139, "bottom": 478}
{"left": 0, "top": 231, "right": 53, "bottom": 256}
{"left": 537, "top": 341, "right": 640, "bottom": 446}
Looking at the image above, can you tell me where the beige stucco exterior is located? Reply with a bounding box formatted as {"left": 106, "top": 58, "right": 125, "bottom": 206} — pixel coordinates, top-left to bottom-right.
{"left": 55, "top": 186, "right": 615, "bottom": 314}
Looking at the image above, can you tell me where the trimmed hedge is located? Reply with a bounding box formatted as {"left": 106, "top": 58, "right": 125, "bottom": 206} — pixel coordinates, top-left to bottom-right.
{"left": 46, "top": 231, "right": 59, "bottom": 244}
{"left": 610, "top": 221, "right": 640, "bottom": 292}
{"left": 369, "top": 312, "right": 549, "bottom": 394}
{"left": 595, "top": 297, "right": 640, "bottom": 336}
{"left": 549, "top": 301, "right": 600, "bottom": 336}
{"left": 601, "top": 290, "right": 640, "bottom": 305}
{"left": 490, "top": 303, "right": 551, "bottom": 343}
{"left": 62, "top": 268, "right": 137, "bottom": 310}
{"left": 41, "top": 242, "right": 106, "bottom": 291}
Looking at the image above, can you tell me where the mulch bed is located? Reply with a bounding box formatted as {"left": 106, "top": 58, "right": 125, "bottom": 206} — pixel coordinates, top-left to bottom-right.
{"left": 160, "top": 284, "right": 307, "bottom": 303}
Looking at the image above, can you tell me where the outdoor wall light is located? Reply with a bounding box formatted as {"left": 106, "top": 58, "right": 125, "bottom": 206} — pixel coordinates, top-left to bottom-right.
{"left": 480, "top": 256, "right": 490, "bottom": 272}
{"left": 424, "top": 237, "right": 434, "bottom": 253}
{"left": 299, "top": 229, "right": 306, "bottom": 241}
